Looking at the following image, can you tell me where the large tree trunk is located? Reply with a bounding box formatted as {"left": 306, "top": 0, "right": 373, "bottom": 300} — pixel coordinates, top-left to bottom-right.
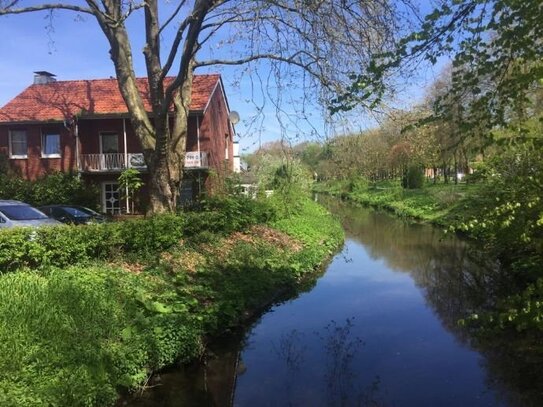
{"left": 90, "top": 2, "right": 199, "bottom": 214}
{"left": 145, "top": 68, "right": 193, "bottom": 214}
{"left": 146, "top": 147, "right": 181, "bottom": 213}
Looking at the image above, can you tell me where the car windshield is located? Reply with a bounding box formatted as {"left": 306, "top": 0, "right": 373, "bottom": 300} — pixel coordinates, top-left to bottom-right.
{"left": 60, "top": 207, "right": 92, "bottom": 218}
{"left": 75, "top": 207, "right": 101, "bottom": 217}
{"left": 0, "top": 205, "right": 48, "bottom": 220}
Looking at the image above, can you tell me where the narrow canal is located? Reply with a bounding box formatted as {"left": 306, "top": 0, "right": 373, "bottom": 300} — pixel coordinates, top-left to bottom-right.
{"left": 126, "top": 197, "right": 538, "bottom": 407}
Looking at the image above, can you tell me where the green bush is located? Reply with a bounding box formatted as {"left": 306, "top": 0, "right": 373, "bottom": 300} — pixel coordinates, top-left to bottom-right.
{"left": 0, "top": 196, "right": 283, "bottom": 272}
{"left": 183, "top": 195, "right": 277, "bottom": 237}
{"left": 0, "top": 216, "right": 186, "bottom": 272}
{"left": 402, "top": 165, "right": 424, "bottom": 189}
{"left": 0, "top": 172, "right": 99, "bottom": 209}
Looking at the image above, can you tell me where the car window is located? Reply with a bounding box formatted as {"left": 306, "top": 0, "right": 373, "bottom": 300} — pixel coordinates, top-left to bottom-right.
{"left": 51, "top": 207, "right": 68, "bottom": 218}
{"left": 77, "top": 207, "right": 101, "bottom": 216}
{"left": 40, "top": 207, "right": 51, "bottom": 216}
{"left": 0, "top": 205, "right": 48, "bottom": 220}
{"left": 61, "top": 207, "right": 91, "bottom": 217}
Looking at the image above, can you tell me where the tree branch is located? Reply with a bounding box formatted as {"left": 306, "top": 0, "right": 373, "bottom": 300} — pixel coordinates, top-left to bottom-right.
{"left": 163, "top": 0, "right": 213, "bottom": 115}
{"left": 0, "top": 2, "right": 93, "bottom": 15}
{"left": 158, "top": 0, "right": 188, "bottom": 35}
{"left": 195, "top": 53, "right": 326, "bottom": 85}
{"left": 159, "top": 15, "right": 193, "bottom": 81}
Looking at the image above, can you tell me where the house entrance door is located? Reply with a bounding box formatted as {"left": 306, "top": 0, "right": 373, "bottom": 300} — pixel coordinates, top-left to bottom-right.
{"left": 102, "top": 182, "right": 121, "bottom": 214}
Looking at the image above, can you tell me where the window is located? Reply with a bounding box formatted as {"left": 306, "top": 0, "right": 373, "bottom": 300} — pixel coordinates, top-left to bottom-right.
{"left": 9, "top": 130, "right": 27, "bottom": 158}
{"left": 42, "top": 132, "right": 61, "bottom": 158}
{"left": 100, "top": 132, "right": 119, "bottom": 154}
{"left": 102, "top": 182, "right": 121, "bottom": 214}
{"left": 225, "top": 135, "right": 229, "bottom": 160}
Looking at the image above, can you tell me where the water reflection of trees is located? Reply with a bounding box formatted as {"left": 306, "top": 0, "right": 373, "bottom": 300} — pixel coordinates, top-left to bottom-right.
{"left": 324, "top": 197, "right": 543, "bottom": 407}
{"left": 270, "top": 320, "right": 387, "bottom": 407}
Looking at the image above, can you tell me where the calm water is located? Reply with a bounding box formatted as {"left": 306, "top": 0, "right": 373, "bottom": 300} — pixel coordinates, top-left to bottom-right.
{"left": 126, "top": 198, "right": 538, "bottom": 407}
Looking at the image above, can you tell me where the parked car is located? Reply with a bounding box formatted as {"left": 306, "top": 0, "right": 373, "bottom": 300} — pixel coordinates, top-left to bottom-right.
{"left": 38, "top": 205, "right": 107, "bottom": 225}
{"left": 0, "top": 200, "right": 62, "bottom": 228}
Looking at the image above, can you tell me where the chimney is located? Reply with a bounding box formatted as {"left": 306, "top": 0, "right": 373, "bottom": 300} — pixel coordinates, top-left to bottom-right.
{"left": 33, "top": 71, "right": 57, "bottom": 85}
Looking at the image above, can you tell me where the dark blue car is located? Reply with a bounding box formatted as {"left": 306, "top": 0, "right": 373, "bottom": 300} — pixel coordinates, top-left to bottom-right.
{"left": 39, "top": 205, "right": 107, "bottom": 225}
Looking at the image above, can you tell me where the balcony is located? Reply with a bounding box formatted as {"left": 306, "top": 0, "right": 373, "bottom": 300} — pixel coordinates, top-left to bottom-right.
{"left": 80, "top": 153, "right": 146, "bottom": 172}
{"left": 79, "top": 151, "right": 209, "bottom": 172}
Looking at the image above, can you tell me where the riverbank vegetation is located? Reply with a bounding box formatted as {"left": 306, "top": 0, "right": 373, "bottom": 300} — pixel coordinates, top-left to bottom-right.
{"left": 0, "top": 194, "right": 343, "bottom": 406}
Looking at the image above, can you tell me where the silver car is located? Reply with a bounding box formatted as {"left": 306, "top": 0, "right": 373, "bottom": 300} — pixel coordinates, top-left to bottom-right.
{"left": 0, "top": 200, "right": 62, "bottom": 228}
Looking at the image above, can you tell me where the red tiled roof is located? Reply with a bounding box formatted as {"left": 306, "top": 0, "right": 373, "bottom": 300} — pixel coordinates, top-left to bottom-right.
{"left": 0, "top": 74, "right": 221, "bottom": 123}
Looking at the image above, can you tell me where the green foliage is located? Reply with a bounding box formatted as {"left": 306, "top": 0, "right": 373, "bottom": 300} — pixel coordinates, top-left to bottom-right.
{"left": 182, "top": 195, "right": 278, "bottom": 239}
{"left": 402, "top": 165, "right": 425, "bottom": 189}
{"left": 0, "top": 266, "right": 201, "bottom": 407}
{"left": 0, "top": 152, "right": 12, "bottom": 176}
{"left": 320, "top": 151, "right": 543, "bottom": 335}
{"left": 0, "top": 195, "right": 287, "bottom": 271}
{"left": 118, "top": 168, "right": 144, "bottom": 193}
{"left": 0, "top": 172, "right": 99, "bottom": 209}
{"left": 272, "top": 199, "right": 344, "bottom": 269}
{"left": 331, "top": 0, "right": 543, "bottom": 129}
{"left": 461, "top": 277, "right": 543, "bottom": 333}
{"left": 318, "top": 179, "right": 464, "bottom": 222}
{"left": 246, "top": 148, "right": 313, "bottom": 194}
{"left": 456, "top": 144, "right": 543, "bottom": 262}
{"left": 118, "top": 168, "right": 144, "bottom": 213}
{"left": 0, "top": 216, "right": 186, "bottom": 271}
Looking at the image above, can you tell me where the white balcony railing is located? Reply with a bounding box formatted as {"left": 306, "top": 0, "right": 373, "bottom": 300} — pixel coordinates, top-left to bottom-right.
{"left": 80, "top": 153, "right": 146, "bottom": 172}
{"left": 184, "top": 151, "right": 209, "bottom": 169}
{"left": 80, "top": 151, "right": 209, "bottom": 172}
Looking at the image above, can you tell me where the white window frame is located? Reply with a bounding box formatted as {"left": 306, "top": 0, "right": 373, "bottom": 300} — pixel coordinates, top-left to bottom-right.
{"left": 8, "top": 129, "right": 27, "bottom": 159}
{"left": 41, "top": 132, "right": 61, "bottom": 158}
{"left": 101, "top": 181, "right": 121, "bottom": 215}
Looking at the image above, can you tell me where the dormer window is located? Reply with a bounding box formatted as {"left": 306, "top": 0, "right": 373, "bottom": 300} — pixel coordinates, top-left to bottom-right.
{"left": 42, "top": 132, "right": 61, "bottom": 158}
{"left": 9, "top": 130, "right": 27, "bottom": 159}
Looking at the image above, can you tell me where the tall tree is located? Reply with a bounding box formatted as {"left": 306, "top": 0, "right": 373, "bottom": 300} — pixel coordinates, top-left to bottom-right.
{"left": 0, "top": 0, "right": 408, "bottom": 213}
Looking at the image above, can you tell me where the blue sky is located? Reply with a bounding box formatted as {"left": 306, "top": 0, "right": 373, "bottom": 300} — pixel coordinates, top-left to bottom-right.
{"left": 0, "top": 3, "right": 446, "bottom": 153}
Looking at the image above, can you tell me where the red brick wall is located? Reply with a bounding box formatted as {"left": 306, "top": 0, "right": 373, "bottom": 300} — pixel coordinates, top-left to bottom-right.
{"left": 0, "top": 123, "right": 76, "bottom": 180}
{"left": 198, "top": 83, "right": 234, "bottom": 174}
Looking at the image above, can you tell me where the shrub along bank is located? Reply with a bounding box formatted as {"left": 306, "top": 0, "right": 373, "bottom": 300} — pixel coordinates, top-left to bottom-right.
{"left": 0, "top": 196, "right": 343, "bottom": 407}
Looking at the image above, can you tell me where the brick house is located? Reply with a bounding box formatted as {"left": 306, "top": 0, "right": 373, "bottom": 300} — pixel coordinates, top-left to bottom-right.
{"left": 0, "top": 72, "right": 241, "bottom": 213}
